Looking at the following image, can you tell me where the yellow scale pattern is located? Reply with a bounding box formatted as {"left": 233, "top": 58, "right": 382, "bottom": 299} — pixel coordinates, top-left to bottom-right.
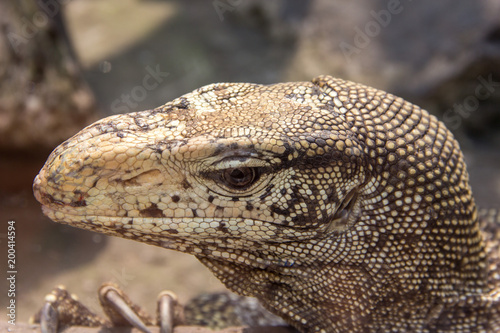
{"left": 33, "top": 75, "right": 500, "bottom": 332}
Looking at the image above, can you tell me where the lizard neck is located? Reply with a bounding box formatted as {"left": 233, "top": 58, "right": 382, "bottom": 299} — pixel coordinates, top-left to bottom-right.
{"left": 197, "top": 229, "right": 493, "bottom": 332}
{"left": 199, "top": 255, "right": 496, "bottom": 332}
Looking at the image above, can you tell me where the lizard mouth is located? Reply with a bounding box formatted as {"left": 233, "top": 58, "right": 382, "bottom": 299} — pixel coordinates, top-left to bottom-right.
{"left": 38, "top": 198, "right": 319, "bottom": 249}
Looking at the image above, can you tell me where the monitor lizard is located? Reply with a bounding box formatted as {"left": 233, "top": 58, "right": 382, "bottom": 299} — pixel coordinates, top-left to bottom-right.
{"left": 33, "top": 75, "right": 500, "bottom": 332}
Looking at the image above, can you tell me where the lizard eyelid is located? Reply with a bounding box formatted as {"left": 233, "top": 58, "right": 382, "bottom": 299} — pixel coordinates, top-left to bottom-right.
{"left": 209, "top": 156, "right": 269, "bottom": 169}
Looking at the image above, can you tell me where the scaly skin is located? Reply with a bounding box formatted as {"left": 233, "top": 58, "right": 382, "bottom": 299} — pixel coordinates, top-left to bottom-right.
{"left": 33, "top": 76, "right": 500, "bottom": 332}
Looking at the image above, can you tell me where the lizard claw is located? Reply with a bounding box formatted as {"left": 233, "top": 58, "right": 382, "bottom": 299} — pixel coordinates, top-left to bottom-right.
{"left": 157, "top": 291, "right": 179, "bottom": 333}
{"left": 39, "top": 301, "right": 58, "bottom": 333}
{"left": 99, "top": 283, "right": 153, "bottom": 333}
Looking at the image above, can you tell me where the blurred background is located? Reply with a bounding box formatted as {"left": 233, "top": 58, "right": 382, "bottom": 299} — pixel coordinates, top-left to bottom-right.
{"left": 1, "top": 0, "right": 499, "bottom": 324}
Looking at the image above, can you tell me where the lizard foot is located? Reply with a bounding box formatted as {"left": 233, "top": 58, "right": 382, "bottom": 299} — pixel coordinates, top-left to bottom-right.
{"left": 30, "top": 283, "right": 184, "bottom": 333}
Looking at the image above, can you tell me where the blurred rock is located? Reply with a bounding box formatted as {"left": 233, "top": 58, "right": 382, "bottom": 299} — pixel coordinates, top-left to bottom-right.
{"left": 0, "top": 1, "right": 98, "bottom": 151}
{"left": 279, "top": 0, "right": 500, "bottom": 146}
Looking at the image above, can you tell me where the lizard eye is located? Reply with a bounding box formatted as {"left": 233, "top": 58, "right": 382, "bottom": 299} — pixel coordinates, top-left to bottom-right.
{"left": 222, "top": 167, "right": 258, "bottom": 189}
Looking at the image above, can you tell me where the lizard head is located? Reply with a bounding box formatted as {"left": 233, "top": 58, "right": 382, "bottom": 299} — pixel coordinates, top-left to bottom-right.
{"left": 34, "top": 76, "right": 490, "bottom": 330}
{"left": 33, "top": 78, "right": 367, "bottom": 264}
